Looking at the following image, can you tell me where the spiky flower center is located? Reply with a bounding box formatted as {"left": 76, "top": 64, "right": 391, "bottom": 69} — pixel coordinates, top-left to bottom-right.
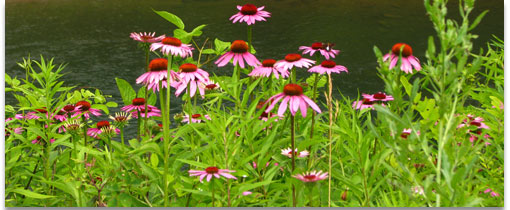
{"left": 139, "top": 107, "right": 152, "bottom": 113}
{"left": 149, "top": 58, "right": 168, "bottom": 71}
{"left": 283, "top": 84, "right": 303, "bottom": 96}
{"left": 311, "top": 42, "right": 324, "bottom": 50}
{"left": 230, "top": 40, "right": 249, "bottom": 53}
{"left": 63, "top": 105, "right": 76, "bottom": 112}
{"left": 115, "top": 116, "right": 127, "bottom": 122}
{"left": 373, "top": 92, "right": 387, "bottom": 100}
{"left": 260, "top": 112, "right": 269, "bottom": 118}
{"left": 400, "top": 133, "right": 410, "bottom": 139}
{"left": 470, "top": 121, "right": 481, "bottom": 127}
{"left": 240, "top": 4, "right": 258, "bottom": 15}
{"left": 320, "top": 60, "right": 336, "bottom": 68}
{"left": 76, "top": 101, "right": 91, "bottom": 111}
{"left": 140, "top": 35, "right": 152, "bottom": 41}
{"left": 205, "top": 84, "right": 218, "bottom": 89}
{"left": 191, "top": 114, "right": 202, "bottom": 119}
{"left": 180, "top": 63, "right": 197, "bottom": 73}
{"left": 162, "top": 37, "right": 182, "bottom": 47}
{"left": 284, "top": 54, "right": 302, "bottom": 62}
{"left": 391, "top": 43, "right": 413, "bottom": 57}
{"left": 262, "top": 59, "right": 277, "bottom": 67}
{"left": 36, "top": 108, "right": 47, "bottom": 113}
{"left": 132, "top": 98, "right": 145, "bottom": 106}
{"left": 205, "top": 166, "right": 219, "bottom": 174}
{"left": 303, "top": 175, "right": 317, "bottom": 180}
{"left": 96, "top": 121, "right": 110, "bottom": 129}
{"left": 287, "top": 151, "right": 298, "bottom": 155}
{"left": 362, "top": 98, "right": 374, "bottom": 105}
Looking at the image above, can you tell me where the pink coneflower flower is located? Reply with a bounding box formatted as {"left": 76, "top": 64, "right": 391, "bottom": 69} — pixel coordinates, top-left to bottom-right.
{"left": 121, "top": 98, "right": 158, "bottom": 112}
{"left": 249, "top": 59, "right": 289, "bottom": 79}
{"left": 275, "top": 53, "right": 315, "bottom": 71}
{"left": 182, "top": 114, "right": 211, "bottom": 124}
{"left": 281, "top": 148, "right": 309, "bottom": 158}
{"left": 230, "top": 4, "right": 271, "bottom": 25}
{"left": 400, "top": 128, "right": 420, "bottom": 139}
{"left": 362, "top": 92, "right": 394, "bottom": 102}
{"left": 383, "top": 43, "right": 421, "bottom": 74}
{"left": 483, "top": 188, "right": 500, "bottom": 197}
{"left": 130, "top": 32, "right": 165, "bottom": 43}
{"left": 136, "top": 58, "right": 180, "bottom": 90}
{"left": 352, "top": 98, "right": 386, "bottom": 110}
{"left": 308, "top": 60, "right": 348, "bottom": 75}
{"left": 264, "top": 84, "right": 321, "bottom": 117}
{"left": 109, "top": 112, "right": 132, "bottom": 128}
{"left": 458, "top": 114, "right": 490, "bottom": 129}
{"left": 215, "top": 40, "right": 260, "bottom": 69}
{"left": 31, "top": 136, "right": 55, "bottom": 145}
{"left": 172, "top": 63, "right": 210, "bottom": 97}
{"left": 299, "top": 42, "right": 340, "bottom": 60}
{"left": 72, "top": 101, "right": 102, "bottom": 119}
{"left": 188, "top": 166, "right": 237, "bottom": 182}
{"left": 64, "top": 120, "right": 83, "bottom": 134}
{"left": 172, "top": 79, "right": 206, "bottom": 98}
{"left": 259, "top": 111, "right": 283, "bottom": 122}
{"left": 15, "top": 112, "right": 40, "bottom": 120}
{"left": 242, "top": 191, "right": 253, "bottom": 196}
{"left": 5, "top": 127, "right": 23, "bottom": 138}
{"left": 150, "top": 37, "right": 193, "bottom": 58}
{"left": 293, "top": 170, "right": 328, "bottom": 182}
{"left": 52, "top": 110, "right": 68, "bottom": 122}
{"left": 87, "top": 121, "right": 120, "bottom": 139}
{"left": 199, "top": 79, "right": 221, "bottom": 92}
{"left": 131, "top": 107, "right": 161, "bottom": 119}
{"left": 62, "top": 104, "right": 80, "bottom": 115}
{"left": 411, "top": 186, "right": 425, "bottom": 195}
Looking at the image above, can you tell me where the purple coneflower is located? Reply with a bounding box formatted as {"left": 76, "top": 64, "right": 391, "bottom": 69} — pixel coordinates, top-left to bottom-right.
{"left": 131, "top": 107, "right": 161, "bottom": 119}
{"left": 199, "top": 79, "right": 220, "bottom": 92}
{"left": 87, "top": 121, "right": 119, "bottom": 139}
{"left": 31, "top": 136, "right": 55, "bottom": 145}
{"left": 182, "top": 114, "right": 211, "bottom": 124}
{"left": 308, "top": 60, "right": 348, "bottom": 75}
{"left": 136, "top": 58, "right": 179, "bottom": 89}
{"left": 215, "top": 40, "right": 260, "bottom": 69}
{"left": 188, "top": 166, "right": 237, "bottom": 182}
{"left": 249, "top": 59, "right": 289, "bottom": 79}
{"left": 150, "top": 37, "right": 193, "bottom": 58}
{"left": 400, "top": 128, "right": 420, "bottom": 139}
{"left": 299, "top": 42, "right": 339, "bottom": 60}
{"left": 109, "top": 112, "right": 131, "bottom": 128}
{"left": 362, "top": 92, "right": 394, "bottom": 102}
{"left": 121, "top": 98, "right": 158, "bottom": 113}
{"left": 172, "top": 63, "right": 210, "bottom": 98}
{"left": 281, "top": 148, "right": 309, "bottom": 158}
{"left": 230, "top": 4, "right": 271, "bottom": 25}
{"left": 293, "top": 170, "right": 328, "bottom": 183}
{"left": 264, "top": 84, "right": 321, "bottom": 117}
{"left": 383, "top": 43, "right": 421, "bottom": 74}
{"left": 130, "top": 32, "right": 165, "bottom": 43}
{"left": 72, "top": 101, "right": 102, "bottom": 119}
{"left": 352, "top": 98, "right": 386, "bottom": 110}
{"left": 275, "top": 54, "right": 315, "bottom": 71}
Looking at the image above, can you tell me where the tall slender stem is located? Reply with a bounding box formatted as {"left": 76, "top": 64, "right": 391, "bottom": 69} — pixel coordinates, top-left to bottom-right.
{"left": 327, "top": 73, "right": 333, "bottom": 207}
{"left": 137, "top": 111, "right": 142, "bottom": 141}
{"left": 211, "top": 179, "right": 216, "bottom": 207}
{"left": 159, "top": 81, "right": 170, "bottom": 207}
{"left": 81, "top": 116, "right": 88, "bottom": 166}
{"left": 307, "top": 73, "right": 320, "bottom": 168}
{"left": 290, "top": 114, "right": 296, "bottom": 207}
{"left": 120, "top": 127, "right": 125, "bottom": 145}
{"left": 143, "top": 47, "right": 150, "bottom": 137}
{"left": 247, "top": 25, "right": 253, "bottom": 52}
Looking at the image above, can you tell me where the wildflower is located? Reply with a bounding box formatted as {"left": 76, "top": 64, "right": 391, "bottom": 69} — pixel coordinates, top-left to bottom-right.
{"left": 109, "top": 112, "right": 132, "bottom": 128}
{"left": 281, "top": 148, "right": 309, "bottom": 158}
{"left": 100, "top": 125, "right": 119, "bottom": 139}
{"left": 229, "top": 3, "right": 271, "bottom": 25}
{"left": 259, "top": 111, "right": 283, "bottom": 122}
{"left": 400, "top": 128, "right": 420, "bottom": 139}
{"left": 293, "top": 170, "right": 328, "bottom": 182}
{"left": 264, "top": 84, "right": 321, "bottom": 117}
{"left": 172, "top": 63, "right": 210, "bottom": 98}
{"left": 188, "top": 166, "right": 237, "bottom": 182}
{"left": 411, "top": 186, "right": 424, "bottom": 195}
{"left": 87, "top": 121, "right": 119, "bottom": 139}
{"left": 352, "top": 98, "right": 385, "bottom": 110}
{"left": 121, "top": 98, "right": 158, "bottom": 113}
{"left": 52, "top": 110, "right": 68, "bottom": 122}
{"left": 299, "top": 42, "right": 340, "bottom": 60}
{"left": 308, "top": 60, "right": 348, "bottom": 75}
{"left": 5, "top": 127, "right": 23, "bottom": 138}
{"left": 242, "top": 191, "right": 253, "bottom": 196}
{"left": 72, "top": 101, "right": 102, "bottom": 119}
{"left": 31, "top": 136, "right": 55, "bottom": 145}
{"left": 383, "top": 43, "right": 421, "bottom": 74}
{"left": 275, "top": 53, "right": 315, "bottom": 71}
{"left": 199, "top": 79, "right": 221, "bottom": 92}
{"left": 362, "top": 92, "right": 394, "bottom": 102}
{"left": 130, "top": 32, "right": 165, "bottom": 43}
{"left": 182, "top": 114, "right": 211, "bottom": 124}
{"left": 249, "top": 59, "right": 289, "bottom": 79}
{"left": 458, "top": 114, "right": 489, "bottom": 129}
{"left": 136, "top": 58, "right": 180, "bottom": 90}
{"left": 215, "top": 40, "right": 260, "bottom": 69}
{"left": 150, "top": 37, "right": 193, "bottom": 58}
{"left": 64, "top": 120, "right": 83, "bottom": 134}
{"left": 131, "top": 107, "right": 161, "bottom": 119}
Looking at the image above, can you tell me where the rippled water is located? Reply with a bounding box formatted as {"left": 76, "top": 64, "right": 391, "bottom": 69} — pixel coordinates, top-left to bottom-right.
{"left": 5, "top": 0, "right": 503, "bottom": 109}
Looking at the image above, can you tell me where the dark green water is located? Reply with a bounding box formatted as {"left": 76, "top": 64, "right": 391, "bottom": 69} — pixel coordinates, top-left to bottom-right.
{"left": 5, "top": 0, "right": 503, "bottom": 108}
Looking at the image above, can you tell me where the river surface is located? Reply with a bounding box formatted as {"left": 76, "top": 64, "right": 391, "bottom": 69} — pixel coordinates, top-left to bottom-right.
{"left": 5, "top": 0, "right": 503, "bottom": 110}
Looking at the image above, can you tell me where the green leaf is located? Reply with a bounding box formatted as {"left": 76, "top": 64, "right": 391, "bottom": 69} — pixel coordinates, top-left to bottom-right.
{"left": 115, "top": 78, "right": 136, "bottom": 106}
{"left": 92, "top": 104, "right": 109, "bottom": 115}
{"left": 400, "top": 75, "right": 412, "bottom": 96}
{"left": 174, "top": 28, "right": 191, "bottom": 44}
{"left": 153, "top": 9, "right": 185, "bottom": 29}
{"left": 9, "top": 188, "right": 55, "bottom": 199}
{"left": 214, "top": 38, "right": 231, "bottom": 55}
{"left": 177, "top": 159, "right": 209, "bottom": 168}
{"left": 190, "top": 24, "right": 207, "bottom": 36}
{"left": 106, "top": 101, "right": 118, "bottom": 107}
{"left": 151, "top": 153, "right": 159, "bottom": 168}
{"left": 202, "top": 49, "right": 215, "bottom": 54}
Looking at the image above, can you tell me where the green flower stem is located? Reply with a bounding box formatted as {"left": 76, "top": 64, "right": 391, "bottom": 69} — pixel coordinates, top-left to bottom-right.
{"left": 120, "top": 126, "right": 125, "bottom": 145}
{"left": 307, "top": 72, "right": 319, "bottom": 168}
{"left": 159, "top": 80, "right": 170, "bottom": 207}
{"left": 327, "top": 73, "right": 334, "bottom": 207}
{"left": 137, "top": 111, "right": 142, "bottom": 141}
{"left": 291, "top": 68, "right": 296, "bottom": 84}
{"left": 290, "top": 114, "right": 296, "bottom": 207}
{"left": 144, "top": 47, "right": 150, "bottom": 137}
{"left": 211, "top": 178, "right": 216, "bottom": 207}
{"left": 247, "top": 25, "right": 253, "bottom": 52}
{"left": 81, "top": 116, "right": 88, "bottom": 166}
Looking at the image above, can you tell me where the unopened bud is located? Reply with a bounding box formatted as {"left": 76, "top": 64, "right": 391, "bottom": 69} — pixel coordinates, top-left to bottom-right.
{"left": 341, "top": 190, "right": 348, "bottom": 201}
